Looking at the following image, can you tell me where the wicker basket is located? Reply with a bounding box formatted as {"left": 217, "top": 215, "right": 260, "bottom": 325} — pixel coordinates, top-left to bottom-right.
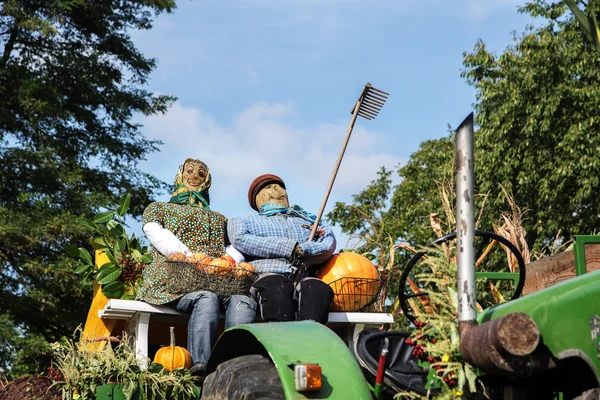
{"left": 327, "top": 277, "right": 384, "bottom": 312}
{"left": 165, "top": 260, "right": 257, "bottom": 297}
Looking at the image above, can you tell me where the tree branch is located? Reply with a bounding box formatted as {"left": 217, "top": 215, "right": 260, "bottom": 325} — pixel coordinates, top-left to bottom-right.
{"left": 0, "top": 27, "right": 18, "bottom": 70}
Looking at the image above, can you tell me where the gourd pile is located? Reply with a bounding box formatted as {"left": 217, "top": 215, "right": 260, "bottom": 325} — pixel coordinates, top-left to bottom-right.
{"left": 168, "top": 252, "right": 255, "bottom": 278}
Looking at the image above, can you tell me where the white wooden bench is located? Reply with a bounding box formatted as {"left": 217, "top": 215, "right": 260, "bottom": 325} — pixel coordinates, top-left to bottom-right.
{"left": 98, "top": 299, "right": 394, "bottom": 366}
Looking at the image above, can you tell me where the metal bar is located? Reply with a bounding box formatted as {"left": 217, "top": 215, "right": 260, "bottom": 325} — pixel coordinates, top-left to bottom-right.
{"left": 361, "top": 98, "right": 383, "bottom": 107}
{"left": 363, "top": 95, "right": 385, "bottom": 106}
{"left": 359, "top": 103, "right": 381, "bottom": 114}
{"left": 358, "top": 112, "right": 376, "bottom": 121}
{"left": 359, "top": 102, "right": 380, "bottom": 112}
{"left": 361, "top": 106, "right": 381, "bottom": 115}
{"left": 365, "top": 90, "right": 388, "bottom": 101}
{"left": 363, "top": 95, "right": 385, "bottom": 104}
{"left": 358, "top": 108, "right": 378, "bottom": 118}
{"left": 361, "top": 104, "right": 382, "bottom": 113}
{"left": 573, "top": 234, "right": 600, "bottom": 275}
{"left": 349, "top": 84, "right": 373, "bottom": 114}
{"left": 362, "top": 103, "right": 382, "bottom": 112}
{"left": 455, "top": 113, "right": 477, "bottom": 329}
{"left": 475, "top": 272, "right": 520, "bottom": 285}
{"left": 365, "top": 93, "right": 387, "bottom": 105}
{"left": 309, "top": 98, "right": 362, "bottom": 242}
{"left": 369, "top": 86, "right": 390, "bottom": 96}
{"left": 373, "top": 338, "right": 389, "bottom": 399}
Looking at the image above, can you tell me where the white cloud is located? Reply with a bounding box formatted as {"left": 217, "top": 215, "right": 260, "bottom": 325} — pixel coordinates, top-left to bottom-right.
{"left": 140, "top": 100, "right": 402, "bottom": 217}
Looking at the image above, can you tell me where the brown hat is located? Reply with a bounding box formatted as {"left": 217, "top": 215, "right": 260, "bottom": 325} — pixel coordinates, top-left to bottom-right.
{"left": 248, "top": 174, "right": 286, "bottom": 211}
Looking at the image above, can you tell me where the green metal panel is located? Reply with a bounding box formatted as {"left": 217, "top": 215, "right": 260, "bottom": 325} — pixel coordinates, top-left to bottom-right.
{"left": 475, "top": 271, "right": 520, "bottom": 285}
{"left": 211, "top": 321, "right": 373, "bottom": 400}
{"left": 478, "top": 269, "right": 600, "bottom": 381}
{"left": 574, "top": 235, "right": 600, "bottom": 276}
{"left": 95, "top": 384, "right": 132, "bottom": 400}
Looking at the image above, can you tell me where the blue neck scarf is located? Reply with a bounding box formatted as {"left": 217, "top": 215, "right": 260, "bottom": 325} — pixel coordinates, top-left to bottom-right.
{"left": 258, "top": 203, "right": 320, "bottom": 225}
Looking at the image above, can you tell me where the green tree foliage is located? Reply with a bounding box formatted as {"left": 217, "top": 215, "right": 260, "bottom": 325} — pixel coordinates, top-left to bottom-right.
{"left": 469, "top": 1, "right": 600, "bottom": 248}
{"left": 329, "top": 137, "right": 455, "bottom": 262}
{"left": 565, "top": 0, "right": 600, "bottom": 50}
{"left": 328, "top": 166, "right": 394, "bottom": 253}
{"left": 329, "top": 1, "right": 600, "bottom": 262}
{"left": 0, "top": 0, "right": 175, "bottom": 377}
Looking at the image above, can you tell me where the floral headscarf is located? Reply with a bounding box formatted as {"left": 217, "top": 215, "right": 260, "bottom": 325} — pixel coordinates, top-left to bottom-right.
{"left": 169, "top": 158, "right": 212, "bottom": 210}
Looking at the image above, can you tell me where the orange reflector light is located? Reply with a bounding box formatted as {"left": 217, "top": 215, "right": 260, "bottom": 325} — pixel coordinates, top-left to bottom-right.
{"left": 294, "top": 364, "right": 322, "bottom": 392}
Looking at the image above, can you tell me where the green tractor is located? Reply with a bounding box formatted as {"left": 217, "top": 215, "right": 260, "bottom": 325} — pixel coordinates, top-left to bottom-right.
{"left": 199, "top": 114, "right": 600, "bottom": 400}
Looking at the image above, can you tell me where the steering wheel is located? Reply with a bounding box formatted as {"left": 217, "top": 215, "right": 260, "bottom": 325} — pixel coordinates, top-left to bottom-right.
{"left": 398, "top": 230, "right": 526, "bottom": 324}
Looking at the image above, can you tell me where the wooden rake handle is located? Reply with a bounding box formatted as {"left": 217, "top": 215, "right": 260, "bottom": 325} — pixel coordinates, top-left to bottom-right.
{"left": 308, "top": 83, "right": 388, "bottom": 242}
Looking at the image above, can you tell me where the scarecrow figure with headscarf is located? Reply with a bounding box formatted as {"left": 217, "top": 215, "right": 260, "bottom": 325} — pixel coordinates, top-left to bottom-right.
{"left": 137, "top": 158, "right": 255, "bottom": 375}
{"left": 227, "top": 174, "right": 335, "bottom": 325}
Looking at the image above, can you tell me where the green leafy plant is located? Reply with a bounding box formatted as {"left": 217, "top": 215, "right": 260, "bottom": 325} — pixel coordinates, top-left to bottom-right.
{"left": 395, "top": 251, "right": 482, "bottom": 400}
{"left": 65, "top": 194, "right": 152, "bottom": 299}
{"left": 50, "top": 329, "right": 199, "bottom": 400}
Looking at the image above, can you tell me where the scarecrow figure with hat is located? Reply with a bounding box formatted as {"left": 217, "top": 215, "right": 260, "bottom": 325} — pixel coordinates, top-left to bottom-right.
{"left": 137, "top": 158, "right": 255, "bottom": 375}
{"left": 227, "top": 174, "right": 335, "bottom": 324}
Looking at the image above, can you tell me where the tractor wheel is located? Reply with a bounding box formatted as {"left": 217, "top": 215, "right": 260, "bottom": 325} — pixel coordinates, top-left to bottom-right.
{"left": 201, "top": 354, "right": 285, "bottom": 400}
{"left": 573, "top": 389, "right": 600, "bottom": 400}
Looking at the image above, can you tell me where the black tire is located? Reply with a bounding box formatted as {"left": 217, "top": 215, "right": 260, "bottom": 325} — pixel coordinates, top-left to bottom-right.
{"left": 574, "top": 389, "right": 600, "bottom": 400}
{"left": 398, "top": 229, "right": 527, "bottom": 324}
{"left": 201, "top": 354, "right": 285, "bottom": 400}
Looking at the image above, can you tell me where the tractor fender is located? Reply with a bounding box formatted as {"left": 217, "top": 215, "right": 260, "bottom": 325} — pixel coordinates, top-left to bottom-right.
{"left": 206, "top": 320, "right": 373, "bottom": 399}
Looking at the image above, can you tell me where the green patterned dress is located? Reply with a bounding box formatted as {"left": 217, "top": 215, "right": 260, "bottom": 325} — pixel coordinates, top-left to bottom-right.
{"left": 137, "top": 201, "right": 228, "bottom": 305}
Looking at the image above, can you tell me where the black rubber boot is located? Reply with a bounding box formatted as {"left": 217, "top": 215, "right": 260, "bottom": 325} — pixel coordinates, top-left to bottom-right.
{"left": 250, "top": 273, "right": 296, "bottom": 322}
{"left": 294, "top": 277, "right": 333, "bottom": 324}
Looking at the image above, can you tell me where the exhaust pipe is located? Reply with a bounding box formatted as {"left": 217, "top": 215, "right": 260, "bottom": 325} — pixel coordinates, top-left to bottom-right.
{"left": 454, "top": 113, "right": 541, "bottom": 375}
{"left": 460, "top": 312, "right": 540, "bottom": 375}
{"left": 455, "top": 113, "right": 477, "bottom": 334}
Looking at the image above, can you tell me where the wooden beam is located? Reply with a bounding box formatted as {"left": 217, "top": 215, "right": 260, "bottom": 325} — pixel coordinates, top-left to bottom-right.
{"left": 522, "top": 244, "right": 600, "bottom": 295}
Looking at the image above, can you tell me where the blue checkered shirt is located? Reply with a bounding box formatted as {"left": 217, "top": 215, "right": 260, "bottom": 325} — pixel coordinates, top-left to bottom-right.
{"left": 227, "top": 212, "right": 336, "bottom": 274}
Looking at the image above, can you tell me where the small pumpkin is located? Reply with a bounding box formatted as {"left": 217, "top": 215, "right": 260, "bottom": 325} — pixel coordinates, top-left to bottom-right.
{"left": 208, "top": 258, "right": 234, "bottom": 276}
{"left": 317, "top": 252, "right": 380, "bottom": 311}
{"left": 219, "top": 254, "right": 237, "bottom": 266}
{"left": 235, "top": 262, "right": 256, "bottom": 279}
{"left": 190, "top": 252, "right": 210, "bottom": 264}
{"left": 154, "top": 326, "right": 193, "bottom": 371}
{"left": 169, "top": 252, "right": 187, "bottom": 261}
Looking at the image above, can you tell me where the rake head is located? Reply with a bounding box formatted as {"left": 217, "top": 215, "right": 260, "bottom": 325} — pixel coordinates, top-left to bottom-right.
{"left": 352, "top": 82, "right": 389, "bottom": 120}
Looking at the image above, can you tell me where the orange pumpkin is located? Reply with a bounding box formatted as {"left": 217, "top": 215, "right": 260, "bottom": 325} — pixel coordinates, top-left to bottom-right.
{"left": 208, "top": 257, "right": 234, "bottom": 276}
{"left": 219, "top": 254, "right": 237, "bottom": 266}
{"left": 191, "top": 252, "right": 211, "bottom": 264}
{"left": 169, "top": 252, "right": 187, "bottom": 261}
{"left": 317, "top": 252, "right": 380, "bottom": 311}
{"left": 235, "top": 262, "right": 256, "bottom": 279}
{"left": 153, "top": 326, "right": 192, "bottom": 371}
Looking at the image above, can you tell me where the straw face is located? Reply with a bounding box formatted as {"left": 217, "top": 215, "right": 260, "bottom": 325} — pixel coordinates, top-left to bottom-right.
{"left": 357, "top": 82, "right": 389, "bottom": 120}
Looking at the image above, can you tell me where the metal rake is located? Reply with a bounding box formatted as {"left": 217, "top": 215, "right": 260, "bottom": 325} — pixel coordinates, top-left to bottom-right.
{"left": 352, "top": 82, "right": 389, "bottom": 120}
{"left": 308, "top": 82, "right": 389, "bottom": 242}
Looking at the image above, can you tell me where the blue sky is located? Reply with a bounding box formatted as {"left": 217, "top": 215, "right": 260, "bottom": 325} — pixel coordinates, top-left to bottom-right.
{"left": 131, "top": 0, "right": 535, "bottom": 250}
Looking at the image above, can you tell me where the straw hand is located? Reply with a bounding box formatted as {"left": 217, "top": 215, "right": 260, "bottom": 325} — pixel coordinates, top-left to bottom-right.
{"left": 290, "top": 244, "right": 305, "bottom": 266}
{"left": 302, "top": 224, "right": 325, "bottom": 239}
